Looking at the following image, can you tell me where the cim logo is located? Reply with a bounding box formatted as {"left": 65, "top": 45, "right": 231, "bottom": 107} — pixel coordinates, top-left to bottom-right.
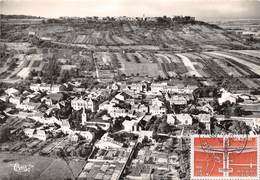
{"left": 12, "top": 163, "right": 34, "bottom": 174}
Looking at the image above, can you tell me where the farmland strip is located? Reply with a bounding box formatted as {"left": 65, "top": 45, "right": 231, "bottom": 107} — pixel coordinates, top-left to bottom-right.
{"left": 207, "top": 52, "right": 260, "bottom": 76}
{"left": 176, "top": 54, "right": 202, "bottom": 77}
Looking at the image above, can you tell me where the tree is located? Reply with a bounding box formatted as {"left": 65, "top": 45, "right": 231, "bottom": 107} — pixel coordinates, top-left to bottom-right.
{"left": 59, "top": 70, "right": 71, "bottom": 83}
{"left": 156, "top": 75, "right": 163, "bottom": 81}
{"left": 158, "top": 120, "right": 170, "bottom": 134}
{"left": 166, "top": 137, "right": 177, "bottom": 152}
{"left": 142, "top": 136, "right": 149, "bottom": 145}
{"left": 42, "top": 56, "right": 61, "bottom": 83}
{"left": 229, "top": 121, "right": 250, "bottom": 134}
{"left": 59, "top": 101, "right": 72, "bottom": 119}
{"left": 234, "top": 106, "right": 242, "bottom": 116}
{"left": 28, "top": 69, "right": 37, "bottom": 80}
{"left": 0, "top": 126, "right": 10, "bottom": 143}
{"left": 112, "top": 118, "right": 124, "bottom": 132}
{"left": 0, "top": 101, "right": 8, "bottom": 111}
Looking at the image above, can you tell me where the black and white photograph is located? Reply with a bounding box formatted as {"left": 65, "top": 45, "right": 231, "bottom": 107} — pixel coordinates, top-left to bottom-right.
{"left": 0, "top": 0, "right": 260, "bottom": 179}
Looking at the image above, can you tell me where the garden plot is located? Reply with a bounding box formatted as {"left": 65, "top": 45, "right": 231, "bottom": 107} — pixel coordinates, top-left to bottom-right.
{"left": 252, "top": 79, "right": 260, "bottom": 87}
{"left": 155, "top": 54, "right": 172, "bottom": 63}
{"left": 181, "top": 28, "right": 206, "bottom": 43}
{"left": 78, "top": 31, "right": 91, "bottom": 44}
{"left": 87, "top": 31, "right": 100, "bottom": 44}
{"left": 208, "top": 51, "right": 260, "bottom": 76}
{"left": 204, "top": 52, "right": 249, "bottom": 77}
{"left": 200, "top": 44, "right": 219, "bottom": 51}
{"left": 191, "top": 25, "right": 229, "bottom": 42}
{"left": 159, "top": 32, "right": 169, "bottom": 43}
{"left": 225, "top": 51, "right": 260, "bottom": 66}
{"left": 101, "top": 53, "right": 112, "bottom": 65}
{"left": 163, "top": 30, "right": 184, "bottom": 47}
{"left": 134, "top": 53, "right": 149, "bottom": 63}
{"left": 176, "top": 54, "right": 202, "bottom": 77}
{"left": 32, "top": 25, "right": 70, "bottom": 36}
{"left": 65, "top": 33, "right": 78, "bottom": 43}
{"left": 58, "top": 33, "right": 74, "bottom": 43}
{"left": 6, "top": 55, "right": 28, "bottom": 79}
{"left": 54, "top": 49, "right": 73, "bottom": 59}
{"left": 138, "top": 52, "right": 155, "bottom": 63}
{"left": 122, "top": 23, "right": 132, "bottom": 32}
{"left": 95, "top": 35, "right": 104, "bottom": 45}
{"left": 16, "top": 54, "right": 44, "bottom": 79}
{"left": 5, "top": 42, "right": 31, "bottom": 52}
{"left": 186, "top": 27, "right": 208, "bottom": 42}
{"left": 0, "top": 43, "right": 41, "bottom": 79}
{"left": 115, "top": 52, "right": 126, "bottom": 71}
{"left": 104, "top": 31, "right": 116, "bottom": 45}
{"left": 115, "top": 52, "right": 159, "bottom": 77}
{"left": 231, "top": 50, "right": 260, "bottom": 62}
{"left": 153, "top": 55, "right": 168, "bottom": 78}
{"left": 93, "top": 31, "right": 103, "bottom": 44}
{"left": 129, "top": 34, "right": 142, "bottom": 44}
{"left": 193, "top": 53, "right": 227, "bottom": 77}
{"left": 153, "top": 53, "right": 187, "bottom": 77}
{"left": 183, "top": 53, "right": 209, "bottom": 77}
{"left": 74, "top": 35, "right": 86, "bottom": 44}
{"left": 120, "top": 45, "right": 160, "bottom": 51}
{"left": 31, "top": 60, "right": 41, "bottom": 68}
{"left": 233, "top": 50, "right": 260, "bottom": 59}
{"left": 17, "top": 67, "right": 30, "bottom": 79}
{"left": 84, "top": 34, "right": 93, "bottom": 44}
{"left": 125, "top": 53, "right": 145, "bottom": 63}
{"left": 163, "top": 30, "right": 176, "bottom": 42}
{"left": 23, "top": 59, "right": 31, "bottom": 67}
{"left": 162, "top": 54, "right": 180, "bottom": 63}
{"left": 168, "top": 55, "right": 188, "bottom": 76}
{"left": 95, "top": 52, "right": 113, "bottom": 66}
{"left": 143, "top": 30, "right": 154, "bottom": 42}
{"left": 112, "top": 35, "right": 135, "bottom": 45}
{"left": 239, "top": 78, "right": 260, "bottom": 89}
{"left": 129, "top": 25, "right": 138, "bottom": 31}
{"left": 174, "top": 33, "right": 196, "bottom": 48}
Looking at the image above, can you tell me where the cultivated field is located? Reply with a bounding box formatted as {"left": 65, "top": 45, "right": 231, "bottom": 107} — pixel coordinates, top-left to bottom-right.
{"left": 90, "top": 50, "right": 260, "bottom": 80}
{"left": 1, "top": 17, "right": 260, "bottom": 85}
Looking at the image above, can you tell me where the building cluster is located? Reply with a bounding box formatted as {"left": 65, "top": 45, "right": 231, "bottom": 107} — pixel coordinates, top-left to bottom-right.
{"left": 0, "top": 79, "right": 260, "bottom": 179}
{"left": 57, "top": 15, "right": 196, "bottom": 23}
{"left": 126, "top": 143, "right": 179, "bottom": 179}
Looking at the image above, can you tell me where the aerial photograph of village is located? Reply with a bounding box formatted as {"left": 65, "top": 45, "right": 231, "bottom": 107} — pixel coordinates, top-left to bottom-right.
{"left": 0, "top": 0, "right": 260, "bottom": 179}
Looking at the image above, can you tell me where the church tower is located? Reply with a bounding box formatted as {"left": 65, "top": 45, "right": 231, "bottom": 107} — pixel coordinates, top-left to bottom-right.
{"left": 81, "top": 107, "right": 87, "bottom": 125}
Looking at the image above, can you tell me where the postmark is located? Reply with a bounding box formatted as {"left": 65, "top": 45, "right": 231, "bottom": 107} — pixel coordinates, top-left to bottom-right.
{"left": 191, "top": 135, "right": 260, "bottom": 180}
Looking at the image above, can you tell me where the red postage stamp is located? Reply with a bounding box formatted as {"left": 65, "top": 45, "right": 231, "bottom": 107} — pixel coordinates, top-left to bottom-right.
{"left": 191, "top": 135, "right": 260, "bottom": 180}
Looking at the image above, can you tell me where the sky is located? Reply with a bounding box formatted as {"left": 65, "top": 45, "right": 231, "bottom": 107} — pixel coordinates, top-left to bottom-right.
{"left": 1, "top": 0, "right": 260, "bottom": 19}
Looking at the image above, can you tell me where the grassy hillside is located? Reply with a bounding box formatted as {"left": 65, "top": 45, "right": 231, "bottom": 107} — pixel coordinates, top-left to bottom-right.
{"left": 1, "top": 16, "right": 258, "bottom": 51}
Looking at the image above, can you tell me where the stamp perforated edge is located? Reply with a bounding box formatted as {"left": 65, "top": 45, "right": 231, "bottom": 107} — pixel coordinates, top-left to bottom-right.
{"left": 190, "top": 134, "right": 260, "bottom": 180}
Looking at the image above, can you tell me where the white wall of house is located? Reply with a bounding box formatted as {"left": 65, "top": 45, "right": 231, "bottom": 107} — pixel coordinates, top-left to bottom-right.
{"left": 30, "top": 84, "right": 61, "bottom": 93}
{"left": 176, "top": 114, "right": 192, "bottom": 125}
{"left": 9, "top": 97, "right": 21, "bottom": 105}
{"left": 167, "top": 114, "right": 176, "bottom": 125}
{"left": 75, "top": 131, "right": 93, "bottom": 141}
{"left": 71, "top": 98, "right": 94, "bottom": 112}
{"left": 16, "top": 103, "right": 36, "bottom": 111}
{"left": 150, "top": 105, "right": 166, "bottom": 115}
{"left": 24, "top": 128, "right": 47, "bottom": 141}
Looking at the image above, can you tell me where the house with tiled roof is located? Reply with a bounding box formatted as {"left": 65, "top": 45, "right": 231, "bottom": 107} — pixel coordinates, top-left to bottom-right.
{"left": 71, "top": 96, "right": 95, "bottom": 112}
